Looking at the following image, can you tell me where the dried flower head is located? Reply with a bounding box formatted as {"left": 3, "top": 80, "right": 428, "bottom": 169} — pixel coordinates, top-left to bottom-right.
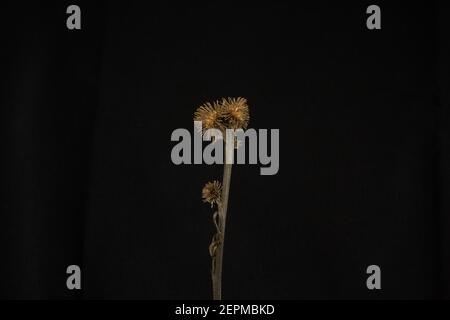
{"left": 202, "top": 180, "right": 222, "bottom": 207}
{"left": 220, "top": 97, "right": 250, "bottom": 130}
{"left": 194, "top": 101, "right": 224, "bottom": 135}
{"left": 194, "top": 97, "right": 250, "bottom": 142}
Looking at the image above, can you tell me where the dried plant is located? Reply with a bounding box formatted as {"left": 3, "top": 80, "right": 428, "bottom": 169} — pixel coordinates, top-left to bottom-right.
{"left": 202, "top": 181, "right": 222, "bottom": 208}
{"left": 195, "top": 97, "right": 250, "bottom": 300}
{"left": 194, "top": 101, "right": 225, "bottom": 134}
{"left": 220, "top": 97, "right": 250, "bottom": 130}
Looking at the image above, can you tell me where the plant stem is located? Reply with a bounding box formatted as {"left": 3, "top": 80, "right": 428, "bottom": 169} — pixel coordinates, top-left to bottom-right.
{"left": 212, "top": 147, "right": 233, "bottom": 300}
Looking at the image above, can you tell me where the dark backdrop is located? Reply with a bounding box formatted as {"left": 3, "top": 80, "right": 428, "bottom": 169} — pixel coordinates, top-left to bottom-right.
{"left": 1, "top": 1, "right": 449, "bottom": 299}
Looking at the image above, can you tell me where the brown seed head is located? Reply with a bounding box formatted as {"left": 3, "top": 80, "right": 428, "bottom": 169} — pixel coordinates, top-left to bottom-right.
{"left": 220, "top": 97, "right": 250, "bottom": 130}
{"left": 194, "top": 101, "right": 224, "bottom": 135}
{"left": 202, "top": 180, "right": 222, "bottom": 208}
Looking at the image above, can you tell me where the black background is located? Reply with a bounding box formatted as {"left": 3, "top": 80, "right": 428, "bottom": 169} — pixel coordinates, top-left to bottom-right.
{"left": 1, "top": 1, "right": 450, "bottom": 299}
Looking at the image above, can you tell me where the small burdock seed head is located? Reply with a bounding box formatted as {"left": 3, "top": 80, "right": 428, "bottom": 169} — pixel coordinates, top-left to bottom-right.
{"left": 220, "top": 97, "right": 250, "bottom": 130}
{"left": 202, "top": 181, "right": 222, "bottom": 208}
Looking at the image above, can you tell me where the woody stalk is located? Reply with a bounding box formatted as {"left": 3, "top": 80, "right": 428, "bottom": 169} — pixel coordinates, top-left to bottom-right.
{"left": 195, "top": 97, "right": 250, "bottom": 300}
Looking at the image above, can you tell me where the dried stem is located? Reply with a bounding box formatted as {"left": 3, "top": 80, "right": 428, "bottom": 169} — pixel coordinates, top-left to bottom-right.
{"left": 212, "top": 143, "right": 233, "bottom": 300}
{"left": 201, "top": 97, "right": 248, "bottom": 300}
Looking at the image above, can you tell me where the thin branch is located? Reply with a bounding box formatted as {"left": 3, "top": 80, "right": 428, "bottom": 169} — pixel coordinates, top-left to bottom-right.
{"left": 212, "top": 146, "right": 233, "bottom": 300}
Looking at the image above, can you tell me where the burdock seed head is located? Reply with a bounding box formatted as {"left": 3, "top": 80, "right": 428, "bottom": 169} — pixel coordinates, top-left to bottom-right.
{"left": 194, "top": 97, "right": 250, "bottom": 135}
{"left": 194, "top": 101, "right": 225, "bottom": 135}
{"left": 220, "top": 97, "right": 250, "bottom": 130}
{"left": 202, "top": 181, "right": 222, "bottom": 208}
